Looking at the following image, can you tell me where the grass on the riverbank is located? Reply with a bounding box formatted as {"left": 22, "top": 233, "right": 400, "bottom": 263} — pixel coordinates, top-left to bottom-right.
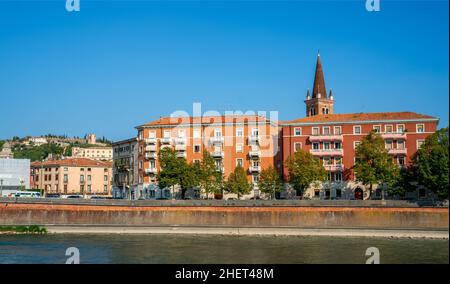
{"left": 0, "top": 225, "right": 47, "bottom": 234}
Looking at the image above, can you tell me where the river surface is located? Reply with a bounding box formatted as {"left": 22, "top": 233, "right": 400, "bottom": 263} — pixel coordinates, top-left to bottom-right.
{"left": 0, "top": 234, "right": 448, "bottom": 264}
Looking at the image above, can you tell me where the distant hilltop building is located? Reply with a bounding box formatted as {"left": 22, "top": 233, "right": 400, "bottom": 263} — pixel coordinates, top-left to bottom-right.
{"left": 28, "top": 137, "right": 48, "bottom": 146}
{"left": 71, "top": 146, "right": 113, "bottom": 161}
{"left": 86, "top": 133, "right": 97, "bottom": 145}
{"left": 0, "top": 142, "right": 13, "bottom": 159}
{"left": 30, "top": 158, "right": 113, "bottom": 196}
{"left": 131, "top": 53, "right": 439, "bottom": 200}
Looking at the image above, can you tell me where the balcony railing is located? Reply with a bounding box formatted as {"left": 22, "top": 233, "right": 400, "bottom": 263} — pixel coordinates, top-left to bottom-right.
{"left": 176, "top": 152, "right": 187, "bottom": 158}
{"left": 310, "top": 149, "right": 343, "bottom": 156}
{"left": 175, "top": 138, "right": 186, "bottom": 145}
{"left": 249, "top": 150, "right": 261, "bottom": 158}
{"left": 160, "top": 144, "right": 172, "bottom": 150}
{"left": 388, "top": 148, "right": 407, "bottom": 155}
{"left": 309, "top": 134, "right": 343, "bottom": 142}
{"left": 212, "top": 151, "right": 224, "bottom": 158}
{"left": 160, "top": 137, "right": 172, "bottom": 144}
{"left": 249, "top": 166, "right": 261, "bottom": 173}
{"left": 145, "top": 138, "right": 157, "bottom": 144}
{"left": 210, "top": 137, "right": 224, "bottom": 144}
{"left": 248, "top": 135, "right": 260, "bottom": 144}
{"left": 381, "top": 132, "right": 407, "bottom": 140}
{"left": 145, "top": 168, "right": 158, "bottom": 174}
{"left": 215, "top": 166, "right": 224, "bottom": 172}
{"left": 145, "top": 145, "right": 157, "bottom": 152}
{"left": 145, "top": 152, "right": 157, "bottom": 159}
{"left": 175, "top": 144, "right": 186, "bottom": 151}
{"left": 323, "top": 164, "right": 345, "bottom": 172}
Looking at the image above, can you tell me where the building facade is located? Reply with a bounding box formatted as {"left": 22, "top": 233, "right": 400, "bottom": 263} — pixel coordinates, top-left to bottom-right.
{"left": 30, "top": 158, "right": 113, "bottom": 196}
{"left": 0, "top": 142, "right": 13, "bottom": 159}
{"left": 71, "top": 146, "right": 113, "bottom": 161}
{"left": 131, "top": 54, "right": 439, "bottom": 200}
{"left": 135, "top": 115, "right": 280, "bottom": 199}
{"left": 112, "top": 138, "right": 139, "bottom": 199}
{"left": 0, "top": 158, "right": 30, "bottom": 195}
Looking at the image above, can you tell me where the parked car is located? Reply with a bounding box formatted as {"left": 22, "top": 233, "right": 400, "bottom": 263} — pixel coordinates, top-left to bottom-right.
{"left": 15, "top": 191, "right": 41, "bottom": 198}
{"left": 66, "top": 195, "right": 82, "bottom": 199}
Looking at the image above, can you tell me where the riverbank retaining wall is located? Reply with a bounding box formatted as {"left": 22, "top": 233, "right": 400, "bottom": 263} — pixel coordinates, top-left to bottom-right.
{"left": 0, "top": 202, "right": 448, "bottom": 230}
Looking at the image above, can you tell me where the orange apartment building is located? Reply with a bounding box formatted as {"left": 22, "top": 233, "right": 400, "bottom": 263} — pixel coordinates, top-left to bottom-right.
{"left": 131, "top": 54, "right": 439, "bottom": 200}
{"left": 30, "top": 158, "right": 113, "bottom": 196}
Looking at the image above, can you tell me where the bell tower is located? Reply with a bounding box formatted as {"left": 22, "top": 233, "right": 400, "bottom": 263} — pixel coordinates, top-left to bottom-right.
{"left": 305, "top": 53, "right": 334, "bottom": 117}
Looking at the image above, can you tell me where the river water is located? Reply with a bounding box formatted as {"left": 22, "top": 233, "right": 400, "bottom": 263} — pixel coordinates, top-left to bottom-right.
{"left": 0, "top": 234, "right": 448, "bottom": 264}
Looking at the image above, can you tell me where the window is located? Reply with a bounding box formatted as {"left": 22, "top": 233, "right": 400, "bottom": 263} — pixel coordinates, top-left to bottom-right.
{"left": 336, "top": 188, "right": 342, "bottom": 198}
{"left": 150, "top": 160, "right": 156, "bottom": 169}
{"left": 294, "top": 142, "right": 302, "bottom": 152}
{"left": 335, "top": 172, "right": 343, "bottom": 182}
{"left": 385, "top": 140, "right": 393, "bottom": 150}
{"left": 354, "top": 141, "right": 361, "bottom": 149}
{"left": 80, "top": 175, "right": 85, "bottom": 183}
{"left": 312, "top": 127, "right": 319, "bottom": 136}
{"left": 163, "top": 130, "right": 171, "bottom": 138}
{"left": 139, "top": 161, "right": 143, "bottom": 170}
{"left": 417, "top": 139, "right": 425, "bottom": 149}
{"left": 397, "top": 124, "right": 405, "bottom": 133}
{"left": 193, "top": 129, "right": 201, "bottom": 139}
{"left": 214, "top": 129, "right": 222, "bottom": 137}
{"left": 323, "top": 127, "right": 330, "bottom": 135}
{"left": 294, "top": 128, "right": 302, "bottom": 136}
{"left": 312, "top": 143, "right": 320, "bottom": 150}
{"left": 334, "top": 142, "right": 342, "bottom": 149}
{"left": 87, "top": 185, "right": 91, "bottom": 193}
{"left": 252, "top": 175, "right": 259, "bottom": 183}
{"left": 87, "top": 175, "right": 92, "bottom": 181}
{"left": 149, "top": 131, "right": 156, "bottom": 138}
{"left": 194, "top": 144, "right": 201, "bottom": 153}
{"left": 323, "top": 157, "right": 331, "bottom": 165}
{"left": 373, "top": 125, "right": 381, "bottom": 133}
{"left": 324, "top": 142, "right": 331, "bottom": 150}
{"left": 398, "top": 156, "right": 406, "bottom": 167}
{"left": 334, "top": 126, "right": 342, "bottom": 135}
{"left": 236, "top": 143, "right": 243, "bottom": 153}
{"left": 314, "top": 189, "right": 320, "bottom": 197}
{"left": 104, "top": 185, "right": 108, "bottom": 193}
{"left": 80, "top": 168, "right": 85, "bottom": 172}
{"left": 251, "top": 128, "right": 259, "bottom": 136}
{"left": 178, "top": 129, "right": 185, "bottom": 138}
{"left": 236, "top": 128, "right": 244, "bottom": 137}
{"left": 236, "top": 159, "right": 244, "bottom": 167}
{"left": 64, "top": 167, "right": 68, "bottom": 172}
{"left": 397, "top": 140, "right": 405, "bottom": 150}
{"left": 416, "top": 124, "right": 425, "bottom": 133}
{"left": 353, "top": 126, "right": 361, "bottom": 134}
{"left": 385, "top": 125, "right": 393, "bottom": 133}
{"left": 335, "top": 157, "right": 342, "bottom": 165}
{"left": 104, "top": 175, "right": 108, "bottom": 182}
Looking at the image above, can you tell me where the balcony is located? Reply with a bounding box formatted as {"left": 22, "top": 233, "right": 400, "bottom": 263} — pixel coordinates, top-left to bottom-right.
{"left": 249, "top": 166, "right": 261, "bottom": 173}
{"left": 248, "top": 135, "right": 260, "bottom": 144}
{"left": 210, "top": 136, "right": 224, "bottom": 144}
{"left": 309, "top": 134, "right": 343, "bottom": 142}
{"left": 145, "top": 145, "right": 157, "bottom": 152}
{"left": 324, "top": 164, "right": 345, "bottom": 172}
{"left": 175, "top": 144, "right": 186, "bottom": 151}
{"left": 145, "top": 152, "right": 157, "bottom": 159}
{"left": 145, "top": 138, "right": 157, "bottom": 144}
{"left": 160, "top": 137, "right": 172, "bottom": 144}
{"left": 388, "top": 148, "right": 407, "bottom": 155}
{"left": 249, "top": 150, "right": 261, "bottom": 158}
{"left": 145, "top": 168, "right": 158, "bottom": 174}
{"left": 310, "top": 149, "right": 343, "bottom": 156}
{"left": 175, "top": 138, "right": 186, "bottom": 145}
{"left": 381, "top": 132, "right": 407, "bottom": 140}
{"left": 176, "top": 152, "right": 187, "bottom": 158}
{"left": 212, "top": 151, "right": 224, "bottom": 159}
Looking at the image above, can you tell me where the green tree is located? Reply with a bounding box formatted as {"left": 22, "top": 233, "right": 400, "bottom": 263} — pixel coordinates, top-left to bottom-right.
{"left": 258, "top": 166, "right": 282, "bottom": 199}
{"left": 353, "top": 131, "right": 400, "bottom": 199}
{"left": 179, "top": 161, "right": 201, "bottom": 199}
{"left": 224, "top": 165, "right": 252, "bottom": 199}
{"left": 157, "top": 147, "right": 182, "bottom": 199}
{"left": 389, "top": 166, "right": 416, "bottom": 198}
{"left": 287, "top": 149, "right": 327, "bottom": 196}
{"left": 412, "top": 127, "right": 449, "bottom": 199}
{"left": 198, "top": 151, "right": 223, "bottom": 198}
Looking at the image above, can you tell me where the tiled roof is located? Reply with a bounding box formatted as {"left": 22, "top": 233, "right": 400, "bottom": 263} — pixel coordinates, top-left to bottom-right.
{"left": 281, "top": 112, "right": 438, "bottom": 125}
{"left": 312, "top": 54, "right": 328, "bottom": 99}
{"left": 138, "top": 115, "right": 272, "bottom": 127}
{"left": 31, "top": 158, "right": 112, "bottom": 168}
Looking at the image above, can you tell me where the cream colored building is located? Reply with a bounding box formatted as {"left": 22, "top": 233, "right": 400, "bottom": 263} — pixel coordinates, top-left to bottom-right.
{"left": 31, "top": 158, "right": 113, "bottom": 196}
{"left": 71, "top": 146, "right": 113, "bottom": 161}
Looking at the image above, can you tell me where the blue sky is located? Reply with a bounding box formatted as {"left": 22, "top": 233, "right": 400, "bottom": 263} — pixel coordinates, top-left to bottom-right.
{"left": 0, "top": 0, "right": 448, "bottom": 141}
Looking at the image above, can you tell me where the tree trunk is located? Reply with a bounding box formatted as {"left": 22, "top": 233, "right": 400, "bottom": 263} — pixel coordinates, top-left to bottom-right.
{"left": 369, "top": 184, "right": 373, "bottom": 200}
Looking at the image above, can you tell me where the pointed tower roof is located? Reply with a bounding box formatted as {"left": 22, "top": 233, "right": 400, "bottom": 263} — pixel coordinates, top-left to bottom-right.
{"left": 312, "top": 53, "right": 327, "bottom": 99}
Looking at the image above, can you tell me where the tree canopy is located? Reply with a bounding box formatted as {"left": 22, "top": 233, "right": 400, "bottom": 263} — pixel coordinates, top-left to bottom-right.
{"left": 224, "top": 165, "right": 252, "bottom": 199}
{"left": 353, "top": 131, "right": 400, "bottom": 198}
{"left": 287, "top": 149, "right": 327, "bottom": 196}
{"left": 258, "top": 166, "right": 282, "bottom": 199}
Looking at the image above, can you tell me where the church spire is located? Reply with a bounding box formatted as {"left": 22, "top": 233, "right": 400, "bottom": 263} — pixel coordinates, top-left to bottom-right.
{"left": 312, "top": 53, "right": 327, "bottom": 99}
